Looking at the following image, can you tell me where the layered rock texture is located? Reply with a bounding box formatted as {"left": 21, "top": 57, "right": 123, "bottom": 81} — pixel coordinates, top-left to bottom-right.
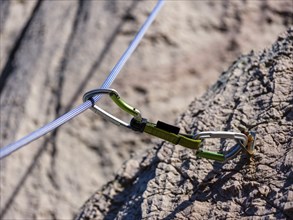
{"left": 77, "top": 28, "right": 293, "bottom": 220}
{"left": 0, "top": 1, "right": 292, "bottom": 219}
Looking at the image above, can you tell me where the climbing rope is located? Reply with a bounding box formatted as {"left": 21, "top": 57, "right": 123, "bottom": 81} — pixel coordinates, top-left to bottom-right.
{"left": 0, "top": 0, "right": 165, "bottom": 159}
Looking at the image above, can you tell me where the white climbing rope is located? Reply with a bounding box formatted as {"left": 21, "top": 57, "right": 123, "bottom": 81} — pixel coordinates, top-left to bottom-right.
{"left": 0, "top": 0, "right": 165, "bottom": 159}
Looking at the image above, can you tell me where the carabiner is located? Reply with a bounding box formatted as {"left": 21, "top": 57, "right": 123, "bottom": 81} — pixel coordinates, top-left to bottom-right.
{"left": 193, "top": 131, "right": 249, "bottom": 163}
{"left": 83, "top": 88, "right": 137, "bottom": 128}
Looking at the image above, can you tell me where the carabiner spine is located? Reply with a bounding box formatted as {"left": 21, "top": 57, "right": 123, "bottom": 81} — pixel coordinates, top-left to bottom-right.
{"left": 194, "top": 131, "right": 248, "bottom": 146}
{"left": 91, "top": 105, "right": 130, "bottom": 128}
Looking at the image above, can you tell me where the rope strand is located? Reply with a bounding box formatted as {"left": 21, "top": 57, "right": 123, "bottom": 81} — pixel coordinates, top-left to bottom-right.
{"left": 0, "top": 0, "right": 165, "bottom": 159}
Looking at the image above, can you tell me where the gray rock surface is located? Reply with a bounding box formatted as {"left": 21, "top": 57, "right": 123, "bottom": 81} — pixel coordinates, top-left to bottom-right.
{"left": 77, "top": 28, "right": 293, "bottom": 220}
{"left": 0, "top": 1, "right": 292, "bottom": 219}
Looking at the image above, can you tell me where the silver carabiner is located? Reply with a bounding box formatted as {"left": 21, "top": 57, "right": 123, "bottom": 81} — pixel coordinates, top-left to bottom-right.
{"left": 193, "top": 131, "right": 248, "bottom": 162}
{"left": 83, "top": 88, "right": 132, "bottom": 128}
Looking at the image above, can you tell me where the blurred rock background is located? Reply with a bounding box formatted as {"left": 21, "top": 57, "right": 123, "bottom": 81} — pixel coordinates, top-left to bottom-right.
{"left": 0, "top": 0, "right": 292, "bottom": 219}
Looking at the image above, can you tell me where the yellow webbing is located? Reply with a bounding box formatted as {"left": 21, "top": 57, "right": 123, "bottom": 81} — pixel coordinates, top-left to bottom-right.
{"left": 143, "top": 123, "right": 201, "bottom": 150}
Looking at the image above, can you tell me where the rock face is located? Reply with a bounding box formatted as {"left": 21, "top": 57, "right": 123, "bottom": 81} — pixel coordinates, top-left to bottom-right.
{"left": 0, "top": 1, "right": 292, "bottom": 219}
{"left": 77, "top": 28, "right": 293, "bottom": 220}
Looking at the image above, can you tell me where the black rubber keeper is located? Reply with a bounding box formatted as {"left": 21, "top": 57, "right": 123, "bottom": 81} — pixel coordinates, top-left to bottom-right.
{"left": 130, "top": 118, "right": 148, "bottom": 132}
{"left": 156, "top": 121, "right": 180, "bottom": 134}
